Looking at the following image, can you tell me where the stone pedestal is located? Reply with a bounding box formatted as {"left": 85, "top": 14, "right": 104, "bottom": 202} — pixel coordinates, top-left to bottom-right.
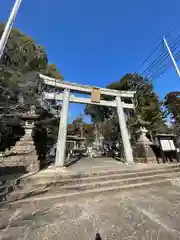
{"left": 3, "top": 118, "right": 40, "bottom": 173}
{"left": 133, "top": 128, "right": 156, "bottom": 163}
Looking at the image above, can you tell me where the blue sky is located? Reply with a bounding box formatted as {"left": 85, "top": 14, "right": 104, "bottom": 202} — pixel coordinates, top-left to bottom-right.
{"left": 1, "top": 0, "right": 180, "bottom": 122}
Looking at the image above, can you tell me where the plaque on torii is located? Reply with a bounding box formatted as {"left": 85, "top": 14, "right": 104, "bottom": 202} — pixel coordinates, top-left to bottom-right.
{"left": 91, "top": 87, "right": 100, "bottom": 103}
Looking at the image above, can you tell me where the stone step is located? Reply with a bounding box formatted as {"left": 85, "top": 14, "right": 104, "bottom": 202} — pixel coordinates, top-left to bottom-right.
{"left": 2, "top": 164, "right": 180, "bottom": 203}
{"left": 5, "top": 169, "right": 180, "bottom": 203}
{"left": 29, "top": 163, "right": 180, "bottom": 179}
{"left": 7, "top": 177, "right": 176, "bottom": 205}
{"left": 22, "top": 170, "right": 180, "bottom": 194}
{"left": 22, "top": 164, "right": 180, "bottom": 188}
{"left": 44, "top": 171, "right": 180, "bottom": 193}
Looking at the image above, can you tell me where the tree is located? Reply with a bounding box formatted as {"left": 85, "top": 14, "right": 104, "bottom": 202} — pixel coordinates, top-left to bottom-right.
{"left": 0, "top": 24, "right": 64, "bottom": 151}
{"left": 83, "top": 123, "right": 95, "bottom": 144}
{"left": 164, "top": 91, "right": 180, "bottom": 139}
{"left": 68, "top": 116, "right": 83, "bottom": 136}
{"left": 67, "top": 116, "right": 95, "bottom": 144}
{"left": 164, "top": 92, "right": 180, "bottom": 124}
{"left": 0, "top": 24, "right": 64, "bottom": 113}
{"left": 99, "top": 113, "right": 120, "bottom": 143}
{"left": 43, "top": 64, "right": 64, "bottom": 80}
{"left": 107, "top": 74, "right": 166, "bottom": 132}
{"left": 85, "top": 73, "right": 169, "bottom": 145}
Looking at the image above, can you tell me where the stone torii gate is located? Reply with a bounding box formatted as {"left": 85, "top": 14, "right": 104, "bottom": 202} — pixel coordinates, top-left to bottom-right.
{"left": 40, "top": 74, "right": 136, "bottom": 167}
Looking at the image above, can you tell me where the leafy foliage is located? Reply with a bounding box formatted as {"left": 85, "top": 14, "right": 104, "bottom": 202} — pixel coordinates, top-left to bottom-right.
{"left": 99, "top": 113, "right": 120, "bottom": 143}
{"left": 67, "top": 116, "right": 95, "bottom": 144}
{"left": 43, "top": 64, "right": 64, "bottom": 80}
{"left": 85, "top": 73, "right": 169, "bottom": 145}
{"left": 164, "top": 92, "right": 180, "bottom": 141}
{"left": 0, "top": 24, "right": 64, "bottom": 151}
{"left": 164, "top": 92, "right": 180, "bottom": 124}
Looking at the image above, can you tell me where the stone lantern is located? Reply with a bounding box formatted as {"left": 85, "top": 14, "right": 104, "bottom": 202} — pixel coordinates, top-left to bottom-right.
{"left": 4, "top": 106, "right": 40, "bottom": 172}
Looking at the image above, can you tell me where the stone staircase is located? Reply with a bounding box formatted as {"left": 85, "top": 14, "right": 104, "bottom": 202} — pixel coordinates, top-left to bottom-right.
{"left": 2, "top": 164, "right": 180, "bottom": 203}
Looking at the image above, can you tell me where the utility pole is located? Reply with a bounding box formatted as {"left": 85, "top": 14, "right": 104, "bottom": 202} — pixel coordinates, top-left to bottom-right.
{"left": 0, "top": 0, "right": 23, "bottom": 60}
{"left": 163, "top": 37, "right": 180, "bottom": 79}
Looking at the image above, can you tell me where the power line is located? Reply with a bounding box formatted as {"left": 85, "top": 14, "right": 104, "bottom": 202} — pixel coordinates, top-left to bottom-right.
{"left": 142, "top": 36, "right": 180, "bottom": 71}
{"left": 126, "top": 21, "right": 180, "bottom": 94}
{"left": 140, "top": 36, "right": 180, "bottom": 79}
{"left": 147, "top": 49, "right": 180, "bottom": 80}
{"left": 137, "top": 20, "right": 180, "bottom": 79}
{"left": 142, "top": 38, "right": 180, "bottom": 76}
{"left": 141, "top": 49, "right": 167, "bottom": 76}
{"left": 165, "top": 20, "right": 180, "bottom": 38}
{"left": 137, "top": 40, "right": 163, "bottom": 71}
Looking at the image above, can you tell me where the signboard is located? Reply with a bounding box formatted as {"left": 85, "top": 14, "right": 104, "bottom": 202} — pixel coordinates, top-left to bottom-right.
{"left": 160, "top": 139, "right": 176, "bottom": 151}
{"left": 91, "top": 87, "right": 100, "bottom": 103}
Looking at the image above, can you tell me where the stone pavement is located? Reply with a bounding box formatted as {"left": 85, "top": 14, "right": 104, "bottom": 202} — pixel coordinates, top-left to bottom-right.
{"left": 1, "top": 181, "right": 180, "bottom": 239}
{"left": 68, "top": 157, "right": 127, "bottom": 173}
{"left": 46, "top": 157, "right": 176, "bottom": 175}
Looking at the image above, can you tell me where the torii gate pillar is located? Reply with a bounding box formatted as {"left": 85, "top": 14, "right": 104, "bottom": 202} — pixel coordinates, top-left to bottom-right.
{"left": 116, "top": 96, "right": 134, "bottom": 163}
{"left": 55, "top": 89, "right": 70, "bottom": 167}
